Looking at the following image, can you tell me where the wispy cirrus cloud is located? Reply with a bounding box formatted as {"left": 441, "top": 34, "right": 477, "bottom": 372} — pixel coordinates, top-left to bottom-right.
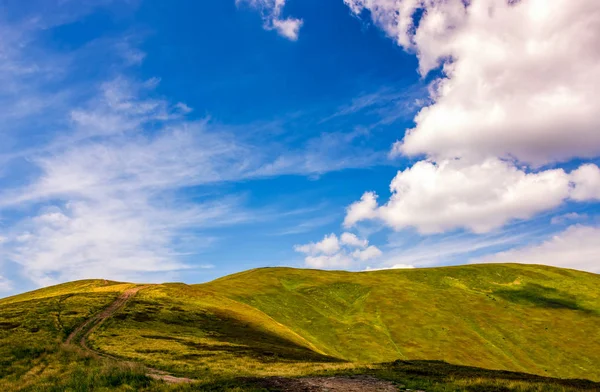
{"left": 0, "top": 3, "right": 389, "bottom": 289}
{"left": 0, "top": 77, "right": 255, "bottom": 286}
{"left": 1, "top": 71, "right": 382, "bottom": 286}
{"left": 251, "top": 128, "right": 386, "bottom": 178}
{"left": 320, "top": 85, "right": 428, "bottom": 127}
{"left": 379, "top": 228, "right": 539, "bottom": 269}
{"left": 550, "top": 212, "right": 588, "bottom": 226}
{"left": 274, "top": 214, "right": 339, "bottom": 236}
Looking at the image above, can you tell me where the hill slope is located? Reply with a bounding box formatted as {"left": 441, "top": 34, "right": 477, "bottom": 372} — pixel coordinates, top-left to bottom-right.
{"left": 1, "top": 263, "right": 599, "bottom": 391}
{"left": 201, "top": 264, "right": 600, "bottom": 380}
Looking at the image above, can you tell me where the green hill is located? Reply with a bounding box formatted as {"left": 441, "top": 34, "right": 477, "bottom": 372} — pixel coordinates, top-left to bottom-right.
{"left": 1, "top": 264, "right": 599, "bottom": 391}
{"left": 201, "top": 264, "right": 600, "bottom": 377}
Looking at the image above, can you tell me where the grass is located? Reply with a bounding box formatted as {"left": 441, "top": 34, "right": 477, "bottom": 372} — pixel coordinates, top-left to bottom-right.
{"left": 199, "top": 264, "right": 600, "bottom": 380}
{"left": 3, "top": 345, "right": 154, "bottom": 392}
{"left": 0, "top": 282, "right": 129, "bottom": 380}
{"left": 1, "top": 264, "right": 599, "bottom": 391}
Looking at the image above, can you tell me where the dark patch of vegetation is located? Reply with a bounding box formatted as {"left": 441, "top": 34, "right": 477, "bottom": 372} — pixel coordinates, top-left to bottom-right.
{"left": 132, "top": 312, "right": 156, "bottom": 322}
{"left": 142, "top": 334, "right": 183, "bottom": 341}
{"left": 0, "top": 321, "right": 21, "bottom": 330}
{"left": 493, "top": 283, "right": 594, "bottom": 313}
{"left": 10, "top": 346, "right": 49, "bottom": 361}
{"left": 177, "top": 353, "right": 217, "bottom": 359}
{"left": 383, "top": 360, "right": 600, "bottom": 389}
{"left": 181, "top": 340, "right": 332, "bottom": 363}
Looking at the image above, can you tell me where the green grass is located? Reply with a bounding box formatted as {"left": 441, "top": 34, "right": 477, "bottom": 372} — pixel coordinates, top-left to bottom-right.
{"left": 0, "top": 282, "right": 130, "bottom": 380}
{"left": 1, "top": 264, "right": 599, "bottom": 391}
{"left": 199, "top": 264, "right": 600, "bottom": 381}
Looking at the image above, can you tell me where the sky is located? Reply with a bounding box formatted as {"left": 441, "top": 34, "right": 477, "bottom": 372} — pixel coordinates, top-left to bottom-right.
{"left": 0, "top": 0, "right": 599, "bottom": 296}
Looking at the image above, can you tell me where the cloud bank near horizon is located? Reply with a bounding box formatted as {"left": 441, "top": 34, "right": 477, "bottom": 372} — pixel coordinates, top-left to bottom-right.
{"left": 292, "top": 0, "right": 600, "bottom": 272}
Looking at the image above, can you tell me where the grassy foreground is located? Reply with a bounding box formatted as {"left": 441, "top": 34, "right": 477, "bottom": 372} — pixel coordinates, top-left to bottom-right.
{"left": 1, "top": 264, "right": 599, "bottom": 391}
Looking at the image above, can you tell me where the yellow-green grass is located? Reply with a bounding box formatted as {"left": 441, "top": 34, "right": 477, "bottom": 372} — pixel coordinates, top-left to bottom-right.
{"left": 199, "top": 264, "right": 600, "bottom": 381}
{"left": 0, "top": 280, "right": 142, "bottom": 391}
{"left": 1, "top": 263, "right": 599, "bottom": 391}
{"left": 0, "top": 279, "right": 135, "bottom": 305}
{"left": 91, "top": 283, "right": 350, "bottom": 379}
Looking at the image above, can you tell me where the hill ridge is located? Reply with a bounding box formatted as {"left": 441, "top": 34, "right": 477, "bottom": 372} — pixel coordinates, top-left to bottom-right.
{"left": 1, "top": 263, "right": 599, "bottom": 391}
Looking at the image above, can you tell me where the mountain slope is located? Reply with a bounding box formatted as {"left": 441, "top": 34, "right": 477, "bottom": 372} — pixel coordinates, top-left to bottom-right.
{"left": 1, "top": 263, "right": 599, "bottom": 391}
{"left": 199, "top": 263, "right": 600, "bottom": 380}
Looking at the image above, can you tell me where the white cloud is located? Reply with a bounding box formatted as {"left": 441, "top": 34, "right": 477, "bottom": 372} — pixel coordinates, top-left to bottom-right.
{"left": 295, "top": 232, "right": 381, "bottom": 269}
{"left": 344, "top": 158, "right": 572, "bottom": 234}
{"left": 294, "top": 233, "right": 341, "bottom": 255}
{"left": 570, "top": 164, "right": 600, "bottom": 201}
{"left": 304, "top": 253, "right": 354, "bottom": 269}
{"left": 271, "top": 17, "right": 303, "bottom": 41}
{"left": 340, "top": 232, "right": 368, "bottom": 248}
{"left": 5, "top": 202, "right": 189, "bottom": 286}
{"left": 20, "top": 126, "right": 249, "bottom": 203}
{"left": 299, "top": 1, "right": 600, "bottom": 269}
{"left": 344, "top": 192, "right": 379, "bottom": 228}
{"left": 348, "top": 0, "right": 600, "bottom": 165}
{"left": 364, "top": 264, "right": 415, "bottom": 271}
{"left": 0, "top": 66, "right": 389, "bottom": 286}
{"left": 69, "top": 78, "right": 181, "bottom": 138}
{"left": 0, "top": 75, "right": 280, "bottom": 287}
{"left": 352, "top": 245, "right": 382, "bottom": 261}
{"left": 0, "top": 122, "right": 253, "bottom": 286}
{"left": 474, "top": 225, "right": 600, "bottom": 273}
{"left": 344, "top": 0, "right": 423, "bottom": 50}
{"left": 237, "top": 0, "right": 303, "bottom": 40}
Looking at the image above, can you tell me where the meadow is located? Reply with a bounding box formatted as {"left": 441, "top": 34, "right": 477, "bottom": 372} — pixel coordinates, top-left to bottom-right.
{"left": 1, "top": 264, "right": 599, "bottom": 391}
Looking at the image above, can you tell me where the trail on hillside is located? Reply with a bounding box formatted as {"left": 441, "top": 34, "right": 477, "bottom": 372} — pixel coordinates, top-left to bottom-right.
{"left": 65, "top": 285, "right": 193, "bottom": 384}
{"left": 62, "top": 285, "right": 420, "bottom": 390}
{"left": 256, "top": 376, "right": 401, "bottom": 392}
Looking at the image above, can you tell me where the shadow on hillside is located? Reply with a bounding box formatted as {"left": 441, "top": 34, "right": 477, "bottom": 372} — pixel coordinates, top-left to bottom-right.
{"left": 493, "top": 283, "right": 595, "bottom": 314}
{"left": 117, "top": 299, "right": 343, "bottom": 363}
{"left": 386, "top": 360, "right": 600, "bottom": 389}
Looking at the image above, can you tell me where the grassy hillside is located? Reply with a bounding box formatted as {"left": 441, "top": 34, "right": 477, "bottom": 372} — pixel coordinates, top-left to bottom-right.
{"left": 1, "top": 264, "right": 599, "bottom": 391}
{"left": 201, "top": 264, "right": 600, "bottom": 380}
{"left": 0, "top": 280, "right": 142, "bottom": 391}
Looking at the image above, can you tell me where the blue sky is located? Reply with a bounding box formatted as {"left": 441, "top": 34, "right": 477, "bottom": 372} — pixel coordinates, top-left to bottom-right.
{"left": 1, "top": 0, "right": 599, "bottom": 296}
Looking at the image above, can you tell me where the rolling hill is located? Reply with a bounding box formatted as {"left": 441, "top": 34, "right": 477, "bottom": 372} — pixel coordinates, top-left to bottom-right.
{"left": 1, "top": 263, "right": 599, "bottom": 391}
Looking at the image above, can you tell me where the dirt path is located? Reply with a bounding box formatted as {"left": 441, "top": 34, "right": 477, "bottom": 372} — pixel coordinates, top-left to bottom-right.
{"left": 65, "top": 285, "right": 193, "bottom": 384}
{"left": 65, "top": 286, "right": 143, "bottom": 345}
{"left": 256, "top": 375, "right": 401, "bottom": 392}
